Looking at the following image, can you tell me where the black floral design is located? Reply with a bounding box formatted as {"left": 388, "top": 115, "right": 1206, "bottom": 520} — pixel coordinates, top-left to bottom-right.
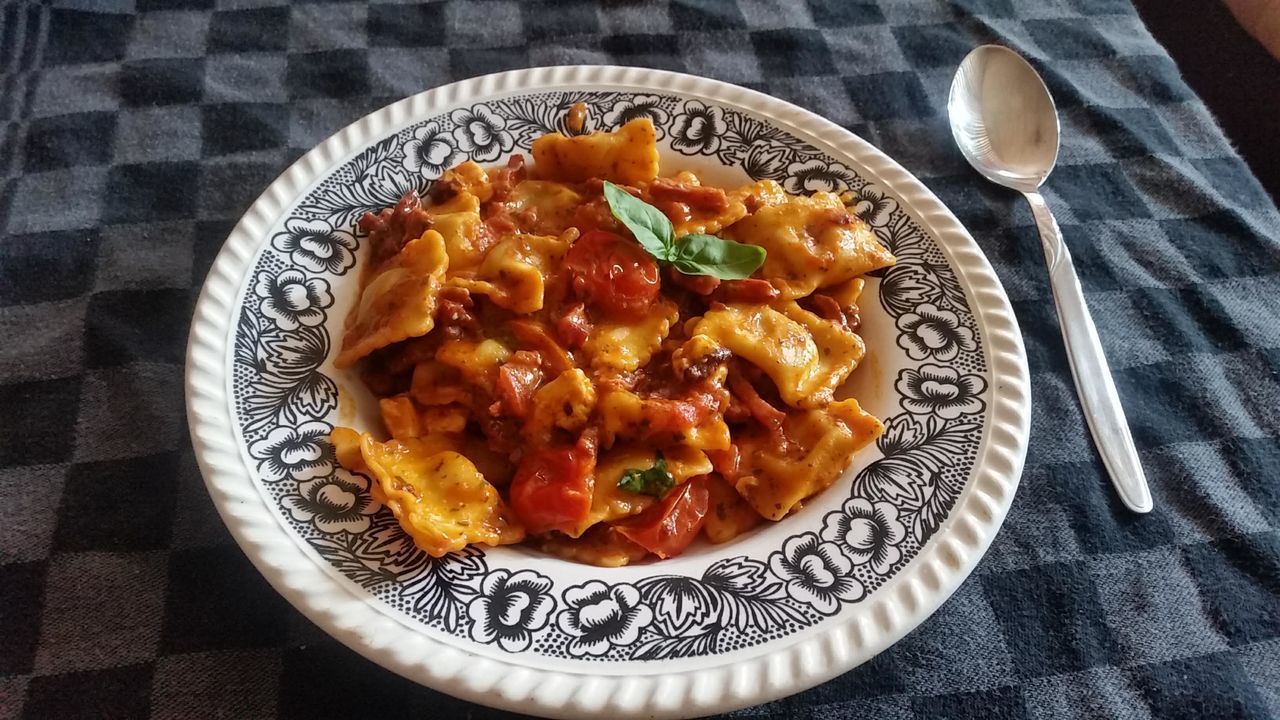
{"left": 637, "top": 576, "right": 722, "bottom": 638}
{"left": 467, "top": 569, "right": 556, "bottom": 652}
{"left": 271, "top": 218, "right": 357, "bottom": 275}
{"left": 740, "top": 141, "right": 791, "bottom": 180}
{"left": 821, "top": 498, "right": 907, "bottom": 575}
{"left": 896, "top": 364, "right": 987, "bottom": 419}
{"left": 240, "top": 324, "right": 338, "bottom": 435}
{"left": 253, "top": 269, "right": 333, "bottom": 331}
{"left": 895, "top": 303, "right": 977, "bottom": 361}
{"left": 783, "top": 158, "right": 857, "bottom": 194}
{"left": 670, "top": 100, "right": 728, "bottom": 155}
{"left": 283, "top": 469, "right": 380, "bottom": 534}
{"left": 401, "top": 121, "right": 461, "bottom": 177}
{"left": 232, "top": 89, "right": 992, "bottom": 662}
{"left": 602, "top": 95, "right": 670, "bottom": 136}
{"left": 768, "top": 533, "right": 865, "bottom": 614}
{"left": 850, "top": 184, "right": 899, "bottom": 227}
{"left": 450, "top": 106, "right": 514, "bottom": 163}
{"left": 879, "top": 264, "right": 939, "bottom": 317}
{"left": 248, "top": 421, "right": 335, "bottom": 483}
{"left": 556, "top": 581, "right": 654, "bottom": 657}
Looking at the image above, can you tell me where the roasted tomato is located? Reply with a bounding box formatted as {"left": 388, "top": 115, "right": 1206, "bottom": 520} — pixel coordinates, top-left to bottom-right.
{"left": 614, "top": 475, "right": 710, "bottom": 559}
{"left": 509, "top": 430, "right": 597, "bottom": 534}
{"left": 564, "top": 230, "right": 661, "bottom": 318}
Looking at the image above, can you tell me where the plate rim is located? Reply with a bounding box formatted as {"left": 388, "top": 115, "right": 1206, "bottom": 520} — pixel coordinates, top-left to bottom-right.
{"left": 185, "top": 64, "right": 1030, "bottom": 719}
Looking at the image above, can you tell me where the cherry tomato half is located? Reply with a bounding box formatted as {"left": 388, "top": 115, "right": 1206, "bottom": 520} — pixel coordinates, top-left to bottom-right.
{"left": 564, "top": 230, "right": 660, "bottom": 318}
{"left": 510, "top": 432, "right": 597, "bottom": 535}
{"left": 614, "top": 476, "right": 710, "bottom": 559}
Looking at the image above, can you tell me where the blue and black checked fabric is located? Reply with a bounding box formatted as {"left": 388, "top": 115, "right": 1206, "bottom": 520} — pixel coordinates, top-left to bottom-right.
{"left": 2, "top": 1, "right": 1279, "bottom": 718}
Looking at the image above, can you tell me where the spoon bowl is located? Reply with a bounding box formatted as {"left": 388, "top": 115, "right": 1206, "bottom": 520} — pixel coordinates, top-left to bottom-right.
{"left": 948, "top": 45, "right": 1060, "bottom": 193}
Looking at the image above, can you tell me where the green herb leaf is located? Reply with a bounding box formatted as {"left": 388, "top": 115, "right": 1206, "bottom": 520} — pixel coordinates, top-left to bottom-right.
{"left": 602, "top": 181, "right": 674, "bottom": 261}
{"left": 671, "top": 233, "right": 767, "bottom": 280}
{"left": 616, "top": 452, "right": 676, "bottom": 497}
{"left": 600, "top": 181, "right": 768, "bottom": 280}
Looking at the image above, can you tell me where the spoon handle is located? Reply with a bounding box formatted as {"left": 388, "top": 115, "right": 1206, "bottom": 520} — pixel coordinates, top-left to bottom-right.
{"left": 1024, "top": 191, "right": 1153, "bottom": 513}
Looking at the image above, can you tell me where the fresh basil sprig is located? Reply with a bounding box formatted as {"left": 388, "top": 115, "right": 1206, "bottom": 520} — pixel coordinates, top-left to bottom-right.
{"left": 602, "top": 181, "right": 766, "bottom": 280}
{"left": 617, "top": 452, "right": 676, "bottom": 497}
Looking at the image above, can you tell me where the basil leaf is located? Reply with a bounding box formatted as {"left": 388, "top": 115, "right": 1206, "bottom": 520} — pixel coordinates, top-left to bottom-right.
{"left": 616, "top": 453, "right": 675, "bottom": 497}
{"left": 671, "top": 233, "right": 767, "bottom": 280}
{"left": 603, "top": 181, "right": 675, "bottom": 261}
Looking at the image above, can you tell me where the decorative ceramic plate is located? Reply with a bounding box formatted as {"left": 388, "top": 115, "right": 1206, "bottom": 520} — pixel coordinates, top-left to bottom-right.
{"left": 186, "top": 66, "right": 1029, "bottom": 719}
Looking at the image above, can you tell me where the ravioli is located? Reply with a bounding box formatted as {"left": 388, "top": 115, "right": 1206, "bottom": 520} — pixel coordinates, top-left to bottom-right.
{"left": 449, "top": 232, "right": 567, "bottom": 314}
{"left": 435, "top": 338, "right": 511, "bottom": 392}
{"left": 351, "top": 431, "right": 525, "bottom": 556}
{"left": 336, "top": 229, "right": 448, "bottom": 368}
{"left": 499, "top": 181, "right": 584, "bottom": 236}
{"left": 690, "top": 301, "right": 864, "bottom": 408}
{"left": 524, "top": 368, "right": 597, "bottom": 446}
{"left": 734, "top": 399, "right": 883, "bottom": 520}
{"left": 724, "top": 191, "right": 894, "bottom": 299}
{"left": 532, "top": 118, "right": 660, "bottom": 185}
{"left": 429, "top": 191, "right": 487, "bottom": 272}
{"left": 581, "top": 299, "right": 678, "bottom": 372}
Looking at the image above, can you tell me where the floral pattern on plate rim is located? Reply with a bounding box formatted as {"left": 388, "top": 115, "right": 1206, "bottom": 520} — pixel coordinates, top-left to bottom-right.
{"left": 229, "top": 91, "right": 987, "bottom": 661}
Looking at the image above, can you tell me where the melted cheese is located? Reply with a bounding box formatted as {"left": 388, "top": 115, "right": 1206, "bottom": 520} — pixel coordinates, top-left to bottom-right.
{"left": 581, "top": 299, "right": 679, "bottom": 372}
{"left": 449, "top": 232, "right": 567, "bottom": 314}
{"left": 532, "top": 118, "right": 660, "bottom": 185}
{"left": 724, "top": 191, "right": 894, "bottom": 300}
{"left": 566, "top": 444, "right": 712, "bottom": 537}
{"left": 352, "top": 432, "right": 524, "bottom": 556}
{"left": 336, "top": 229, "right": 448, "bottom": 368}
{"left": 734, "top": 399, "right": 883, "bottom": 520}
{"left": 690, "top": 301, "right": 864, "bottom": 408}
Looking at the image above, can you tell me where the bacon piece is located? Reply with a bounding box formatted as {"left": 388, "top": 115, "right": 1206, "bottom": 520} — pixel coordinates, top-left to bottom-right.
{"left": 437, "top": 286, "right": 480, "bottom": 339}
{"left": 494, "top": 350, "right": 544, "bottom": 418}
{"left": 358, "top": 190, "right": 433, "bottom": 271}
{"left": 713, "top": 278, "right": 779, "bottom": 304}
{"left": 667, "top": 266, "right": 720, "bottom": 295}
{"left": 555, "top": 303, "right": 592, "bottom": 349}
{"left": 804, "top": 293, "right": 862, "bottom": 333}
{"left": 490, "top": 153, "right": 527, "bottom": 201}
{"left": 729, "top": 373, "right": 788, "bottom": 451}
{"left": 508, "top": 319, "right": 576, "bottom": 375}
{"left": 570, "top": 196, "right": 620, "bottom": 234}
{"left": 648, "top": 177, "right": 730, "bottom": 212}
{"left": 707, "top": 445, "right": 741, "bottom": 480}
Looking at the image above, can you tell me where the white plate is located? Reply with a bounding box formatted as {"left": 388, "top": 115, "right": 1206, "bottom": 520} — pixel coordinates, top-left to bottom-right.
{"left": 186, "top": 66, "right": 1030, "bottom": 719}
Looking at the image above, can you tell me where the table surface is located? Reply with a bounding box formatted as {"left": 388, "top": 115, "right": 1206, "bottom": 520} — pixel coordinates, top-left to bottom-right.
{"left": 2, "top": 1, "right": 1279, "bottom": 719}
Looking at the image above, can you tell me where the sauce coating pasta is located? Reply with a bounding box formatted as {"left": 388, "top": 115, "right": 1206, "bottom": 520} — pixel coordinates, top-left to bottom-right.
{"left": 333, "top": 117, "right": 894, "bottom": 566}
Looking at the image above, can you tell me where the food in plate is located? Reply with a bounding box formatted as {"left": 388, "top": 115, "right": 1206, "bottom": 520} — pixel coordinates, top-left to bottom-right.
{"left": 329, "top": 112, "right": 896, "bottom": 566}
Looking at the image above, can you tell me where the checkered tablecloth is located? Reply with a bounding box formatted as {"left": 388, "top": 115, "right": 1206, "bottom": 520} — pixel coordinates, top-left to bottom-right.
{"left": 3, "top": 1, "right": 1279, "bottom": 718}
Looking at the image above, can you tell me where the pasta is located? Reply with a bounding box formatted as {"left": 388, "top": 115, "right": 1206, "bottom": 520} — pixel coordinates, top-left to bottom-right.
{"left": 333, "top": 114, "right": 893, "bottom": 565}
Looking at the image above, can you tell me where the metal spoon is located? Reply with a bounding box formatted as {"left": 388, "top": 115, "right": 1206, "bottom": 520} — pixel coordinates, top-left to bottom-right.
{"left": 948, "top": 45, "right": 1153, "bottom": 513}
